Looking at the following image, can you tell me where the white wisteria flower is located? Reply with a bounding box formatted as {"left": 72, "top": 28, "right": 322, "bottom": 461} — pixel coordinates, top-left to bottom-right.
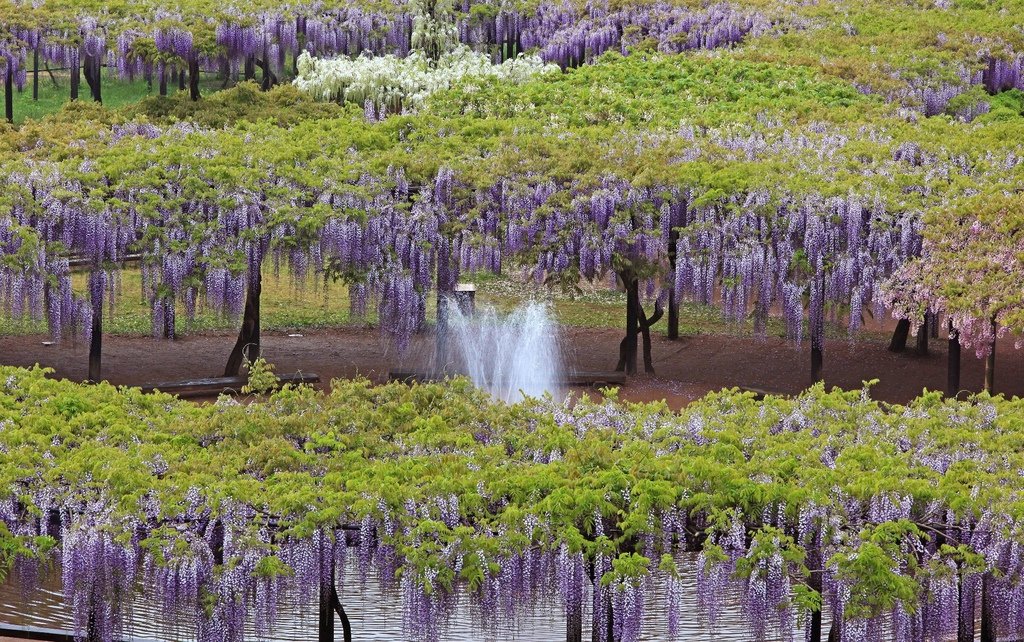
{"left": 294, "top": 47, "right": 559, "bottom": 117}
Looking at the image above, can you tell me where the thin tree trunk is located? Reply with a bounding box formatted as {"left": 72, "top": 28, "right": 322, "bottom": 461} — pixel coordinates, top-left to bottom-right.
{"left": 889, "top": 318, "right": 911, "bottom": 352}
{"left": 616, "top": 272, "right": 639, "bottom": 374}
{"left": 667, "top": 228, "right": 679, "bottom": 340}
{"left": 70, "top": 49, "right": 80, "bottom": 100}
{"left": 808, "top": 542, "right": 823, "bottom": 642}
{"left": 178, "top": 68, "right": 186, "bottom": 91}
{"left": 984, "top": 316, "right": 996, "bottom": 393}
{"left": 638, "top": 301, "right": 663, "bottom": 374}
{"left": 318, "top": 572, "right": 334, "bottom": 642}
{"left": 826, "top": 622, "right": 839, "bottom": 642}
{"left": 567, "top": 597, "right": 583, "bottom": 642}
{"left": 93, "top": 55, "right": 102, "bottom": 103}
{"left": 980, "top": 573, "right": 996, "bottom": 642}
{"left": 916, "top": 314, "right": 929, "bottom": 355}
{"left": 958, "top": 571, "right": 974, "bottom": 642}
{"left": 244, "top": 55, "right": 256, "bottom": 82}
{"left": 188, "top": 57, "right": 200, "bottom": 101}
{"left": 947, "top": 320, "right": 961, "bottom": 398}
{"left": 88, "top": 294, "right": 102, "bottom": 382}
{"left": 3, "top": 67, "right": 11, "bottom": 124}
{"left": 159, "top": 67, "right": 167, "bottom": 96}
{"left": 224, "top": 270, "right": 261, "bottom": 377}
{"left": 32, "top": 47, "right": 39, "bottom": 101}
{"left": 329, "top": 584, "right": 353, "bottom": 642}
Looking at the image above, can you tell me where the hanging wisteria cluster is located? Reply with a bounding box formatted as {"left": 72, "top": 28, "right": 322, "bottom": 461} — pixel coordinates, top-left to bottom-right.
{"left": 3, "top": 368, "right": 1024, "bottom": 641}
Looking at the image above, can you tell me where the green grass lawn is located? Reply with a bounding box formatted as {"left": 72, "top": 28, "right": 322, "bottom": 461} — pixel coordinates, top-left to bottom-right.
{"left": 8, "top": 67, "right": 236, "bottom": 124}
{"left": 0, "top": 264, "right": 887, "bottom": 346}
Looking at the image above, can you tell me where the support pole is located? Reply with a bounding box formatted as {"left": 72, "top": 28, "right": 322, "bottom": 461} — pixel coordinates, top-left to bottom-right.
{"left": 984, "top": 316, "right": 997, "bottom": 393}
{"left": 188, "top": 56, "right": 200, "bottom": 101}
{"left": 947, "top": 319, "right": 961, "bottom": 398}
{"left": 88, "top": 288, "right": 102, "bottom": 383}
{"left": 33, "top": 46, "right": 39, "bottom": 101}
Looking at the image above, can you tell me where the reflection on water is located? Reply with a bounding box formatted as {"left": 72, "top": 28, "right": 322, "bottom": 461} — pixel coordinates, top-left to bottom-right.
{"left": 0, "top": 554, "right": 814, "bottom": 641}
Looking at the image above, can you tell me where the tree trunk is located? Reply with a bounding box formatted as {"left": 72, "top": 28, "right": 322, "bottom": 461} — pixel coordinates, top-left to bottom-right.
{"left": 32, "top": 46, "right": 39, "bottom": 101}
{"left": 159, "top": 67, "right": 167, "bottom": 96}
{"left": 889, "top": 318, "right": 911, "bottom": 352}
{"left": 188, "top": 57, "right": 200, "bottom": 101}
{"left": 916, "top": 314, "right": 929, "bottom": 355}
{"left": 224, "top": 270, "right": 261, "bottom": 377}
{"left": 807, "top": 543, "right": 823, "bottom": 642}
{"left": 616, "top": 272, "right": 639, "bottom": 375}
{"left": 667, "top": 229, "right": 679, "bottom": 340}
{"left": 947, "top": 320, "right": 961, "bottom": 398}
{"left": 83, "top": 53, "right": 102, "bottom": 103}
{"left": 826, "top": 622, "right": 839, "bottom": 642}
{"left": 258, "top": 53, "right": 276, "bottom": 90}
{"left": 3, "top": 66, "right": 11, "bottom": 124}
{"left": 980, "top": 573, "right": 996, "bottom": 642}
{"left": 567, "top": 597, "right": 583, "bottom": 642}
{"left": 244, "top": 55, "right": 256, "bottom": 82}
{"left": 70, "top": 49, "right": 80, "bottom": 100}
{"left": 319, "top": 555, "right": 353, "bottom": 642}
{"left": 958, "top": 572, "right": 975, "bottom": 642}
{"left": 984, "top": 316, "right": 996, "bottom": 393}
{"left": 318, "top": 572, "right": 334, "bottom": 642}
{"left": 638, "top": 301, "right": 663, "bottom": 374}
{"left": 330, "top": 583, "right": 353, "bottom": 642}
{"left": 811, "top": 345, "right": 823, "bottom": 384}
{"left": 88, "top": 293, "right": 102, "bottom": 383}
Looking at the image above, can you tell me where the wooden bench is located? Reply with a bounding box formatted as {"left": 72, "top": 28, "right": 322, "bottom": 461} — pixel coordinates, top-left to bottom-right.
{"left": 141, "top": 372, "right": 320, "bottom": 398}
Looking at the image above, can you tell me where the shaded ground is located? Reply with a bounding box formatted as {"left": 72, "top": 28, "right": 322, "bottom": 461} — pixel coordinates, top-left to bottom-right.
{"left": 2, "top": 325, "right": 1021, "bottom": 408}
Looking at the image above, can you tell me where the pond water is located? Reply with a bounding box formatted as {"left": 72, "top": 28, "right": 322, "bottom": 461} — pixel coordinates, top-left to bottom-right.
{"left": 0, "top": 554, "right": 814, "bottom": 641}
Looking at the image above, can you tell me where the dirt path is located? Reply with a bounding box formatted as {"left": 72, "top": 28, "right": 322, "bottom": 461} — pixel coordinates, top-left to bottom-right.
{"left": 2, "top": 326, "right": 1021, "bottom": 408}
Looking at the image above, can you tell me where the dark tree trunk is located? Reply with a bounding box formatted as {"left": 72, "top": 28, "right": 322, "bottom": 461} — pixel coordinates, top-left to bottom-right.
{"left": 70, "top": 50, "right": 80, "bottom": 100}
{"left": 811, "top": 344, "right": 823, "bottom": 384}
{"left": 931, "top": 311, "right": 940, "bottom": 338}
{"left": 566, "top": 597, "right": 583, "bottom": 642}
{"left": 32, "top": 46, "right": 39, "bottom": 101}
{"left": 258, "top": 55, "right": 277, "bottom": 90}
{"left": 329, "top": 583, "right": 353, "bottom": 642}
{"left": 916, "top": 314, "right": 929, "bottom": 355}
{"left": 319, "top": 556, "right": 352, "bottom": 642}
{"left": 188, "top": 57, "right": 200, "bottom": 101}
{"left": 807, "top": 543, "right": 823, "bottom": 642}
{"left": 980, "top": 573, "right": 996, "bottom": 642}
{"left": 88, "top": 296, "right": 102, "bottom": 382}
{"left": 826, "top": 621, "right": 839, "bottom": 642}
{"left": 83, "top": 53, "right": 101, "bottom": 103}
{"left": 244, "top": 55, "right": 256, "bottom": 82}
{"left": 220, "top": 57, "right": 231, "bottom": 89}
{"left": 667, "top": 228, "right": 679, "bottom": 340}
{"left": 3, "top": 67, "right": 11, "bottom": 124}
{"left": 159, "top": 67, "right": 167, "bottom": 96}
{"left": 318, "top": 573, "right": 334, "bottom": 642}
{"left": 224, "top": 270, "right": 261, "bottom": 377}
{"left": 638, "top": 300, "right": 663, "bottom": 374}
{"left": 178, "top": 68, "right": 186, "bottom": 91}
{"left": 984, "top": 316, "right": 996, "bottom": 393}
{"left": 947, "top": 320, "right": 961, "bottom": 398}
{"left": 211, "top": 519, "right": 225, "bottom": 566}
{"left": 889, "top": 318, "right": 911, "bottom": 352}
{"left": 616, "top": 272, "right": 639, "bottom": 375}
{"left": 958, "top": 572, "right": 975, "bottom": 642}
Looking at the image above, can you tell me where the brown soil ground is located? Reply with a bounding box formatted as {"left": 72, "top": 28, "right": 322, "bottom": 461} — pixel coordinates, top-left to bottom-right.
{"left": 2, "top": 326, "right": 1022, "bottom": 408}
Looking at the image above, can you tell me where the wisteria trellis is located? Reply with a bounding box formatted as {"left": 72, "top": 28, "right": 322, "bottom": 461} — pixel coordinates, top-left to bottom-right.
{"left": 2, "top": 368, "right": 1024, "bottom": 642}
